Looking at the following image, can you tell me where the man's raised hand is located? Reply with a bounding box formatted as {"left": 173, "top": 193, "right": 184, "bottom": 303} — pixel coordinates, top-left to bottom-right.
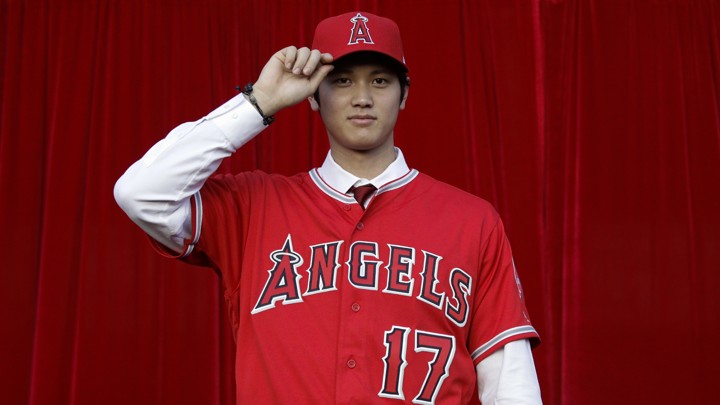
{"left": 251, "top": 46, "right": 334, "bottom": 116}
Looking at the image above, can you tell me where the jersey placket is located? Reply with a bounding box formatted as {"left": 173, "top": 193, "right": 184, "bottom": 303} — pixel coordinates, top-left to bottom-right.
{"left": 335, "top": 199, "right": 376, "bottom": 404}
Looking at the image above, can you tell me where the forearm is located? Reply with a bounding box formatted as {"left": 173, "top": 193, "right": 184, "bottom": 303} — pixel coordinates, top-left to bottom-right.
{"left": 476, "top": 339, "right": 542, "bottom": 404}
{"left": 115, "top": 45, "right": 333, "bottom": 253}
{"left": 114, "top": 93, "right": 265, "bottom": 252}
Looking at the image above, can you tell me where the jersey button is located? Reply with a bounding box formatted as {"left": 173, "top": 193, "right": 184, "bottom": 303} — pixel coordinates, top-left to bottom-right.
{"left": 356, "top": 222, "right": 364, "bottom": 230}
{"left": 351, "top": 302, "right": 361, "bottom": 312}
{"left": 343, "top": 204, "right": 351, "bottom": 211}
{"left": 347, "top": 359, "right": 356, "bottom": 369}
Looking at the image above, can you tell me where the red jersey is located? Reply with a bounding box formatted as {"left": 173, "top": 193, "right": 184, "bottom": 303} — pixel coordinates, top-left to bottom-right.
{"left": 179, "top": 168, "right": 538, "bottom": 404}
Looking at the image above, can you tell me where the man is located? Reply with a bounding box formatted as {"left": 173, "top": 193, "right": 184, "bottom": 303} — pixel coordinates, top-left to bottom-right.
{"left": 115, "top": 11, "right": 542, "bottom": 404}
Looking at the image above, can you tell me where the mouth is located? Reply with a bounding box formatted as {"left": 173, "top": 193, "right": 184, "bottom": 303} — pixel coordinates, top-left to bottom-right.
{"left": 348, "top": 115, "right": 376, "bottom": 126}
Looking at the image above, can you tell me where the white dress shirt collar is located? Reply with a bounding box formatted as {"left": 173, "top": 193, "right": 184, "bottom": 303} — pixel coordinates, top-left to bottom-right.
{"left": 316, "top": 148, "right": 411, "bottom": 193}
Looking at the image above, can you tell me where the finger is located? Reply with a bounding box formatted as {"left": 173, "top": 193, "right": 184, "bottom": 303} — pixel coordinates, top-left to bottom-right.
{"left": 302, "top": 49, "right": 324, "bottom": 76}
{"left": 282, "top": 46, "right": 298, "bottom": 70}
{"left": 320, "top": 52, "right": 334, "bottom": 64}
{"left": 292, "top": 47, "right": 311, "bottom": 75}
{"left": 307, "top": 64, "right": 335, "bottom": 91}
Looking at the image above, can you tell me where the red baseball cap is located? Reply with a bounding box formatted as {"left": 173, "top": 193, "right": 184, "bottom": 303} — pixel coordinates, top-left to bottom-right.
{"left": 312, "top": 11, "right": 408, "bottom": 72}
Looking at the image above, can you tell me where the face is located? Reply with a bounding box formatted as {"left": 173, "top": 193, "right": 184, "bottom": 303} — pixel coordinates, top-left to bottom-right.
{"left": 310, "top": 60, "right": 408, "bottom": 157}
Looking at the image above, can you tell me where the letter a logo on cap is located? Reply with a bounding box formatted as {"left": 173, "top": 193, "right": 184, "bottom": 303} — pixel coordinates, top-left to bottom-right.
{"left": 348, "top": 13, "right": 373, "bottom": 45}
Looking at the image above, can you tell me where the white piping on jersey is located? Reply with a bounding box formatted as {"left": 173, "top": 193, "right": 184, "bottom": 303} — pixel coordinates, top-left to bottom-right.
{"left": 309, "top": 168, "right": 420, "bottom": 204}
{"left": 375, "top": 169, "right": 419, "bottom": 196}
{"left": 182, "top": 191, "right": 203, "bottom": 258}
{"left": 309, "top": 169, "right": 356, "bottom": 204}
{"left": 470, "top": 325, "right": 538, "bottom": 361}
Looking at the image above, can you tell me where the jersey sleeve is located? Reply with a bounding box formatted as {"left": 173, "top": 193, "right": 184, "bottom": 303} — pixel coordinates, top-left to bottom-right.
{"left": 144, "top": 191, "right": 204, "bottom": 261}
{"left": 146, "top": 173, "right": 252, "bottom": 279}
{"left": 187, "top": 173, "right": 259, "bottom": 292}
{"left": 467, "top": 218, "right": 540, "bottom": 365}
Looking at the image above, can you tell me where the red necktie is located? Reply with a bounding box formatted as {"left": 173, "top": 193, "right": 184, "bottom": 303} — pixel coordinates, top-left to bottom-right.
{"left": 351, "top": 184, "right": 376, "bottom": 209}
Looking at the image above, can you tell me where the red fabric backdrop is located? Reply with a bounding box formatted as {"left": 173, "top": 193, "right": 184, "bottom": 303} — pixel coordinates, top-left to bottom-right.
{"left": 2, "top": 0, "right": 719, "bottom": 404}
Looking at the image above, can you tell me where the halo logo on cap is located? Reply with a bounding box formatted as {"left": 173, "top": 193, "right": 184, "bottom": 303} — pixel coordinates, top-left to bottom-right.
{"left": 348, "top": 13, "right": 374, "bottom": 45}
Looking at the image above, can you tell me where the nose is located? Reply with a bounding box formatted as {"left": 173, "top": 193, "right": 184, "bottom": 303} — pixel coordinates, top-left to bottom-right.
{"left": 351, "top": 84, "right": 373, "bottom": 108}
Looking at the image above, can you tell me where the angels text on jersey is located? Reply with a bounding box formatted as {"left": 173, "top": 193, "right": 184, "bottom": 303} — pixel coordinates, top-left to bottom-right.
{"left": 251, "top": 234, "right": 473, "bottom": 328}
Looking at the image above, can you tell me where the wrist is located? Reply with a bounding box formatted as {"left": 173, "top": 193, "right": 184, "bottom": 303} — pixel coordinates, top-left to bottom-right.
{"left": 240, "top": 82, "right": 275, "bottom": 125}
{"left": 249, "top": 84, "right": 279, "bottom": 117}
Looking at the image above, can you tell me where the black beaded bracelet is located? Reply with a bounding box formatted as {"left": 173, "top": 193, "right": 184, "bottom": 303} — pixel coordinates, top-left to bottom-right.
{"left": 238, "top": 82, "right": 275, "bottom": 126}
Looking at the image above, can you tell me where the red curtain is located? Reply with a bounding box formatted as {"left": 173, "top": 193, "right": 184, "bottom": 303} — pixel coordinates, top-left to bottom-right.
{"left": 2, "top": 0, "right": 719, "bottom": 404}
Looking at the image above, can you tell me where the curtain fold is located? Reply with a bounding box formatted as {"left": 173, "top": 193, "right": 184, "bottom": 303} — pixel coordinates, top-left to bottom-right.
{"left": 2, "top": 1, "right": 718, "bottom": 404}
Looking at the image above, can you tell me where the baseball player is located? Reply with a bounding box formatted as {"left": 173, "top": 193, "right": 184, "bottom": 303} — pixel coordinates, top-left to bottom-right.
{"left": 115, "top": 11, "right": 542, "bottom": 404}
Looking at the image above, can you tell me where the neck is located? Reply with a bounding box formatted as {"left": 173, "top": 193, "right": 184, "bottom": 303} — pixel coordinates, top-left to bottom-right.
{"left": 329, "top": 144, "right": 397, "bottom": 180}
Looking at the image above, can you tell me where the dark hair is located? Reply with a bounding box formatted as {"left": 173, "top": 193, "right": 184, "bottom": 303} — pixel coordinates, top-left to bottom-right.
{"left": 313, "top": 51, "right": 409, "bottom": 106}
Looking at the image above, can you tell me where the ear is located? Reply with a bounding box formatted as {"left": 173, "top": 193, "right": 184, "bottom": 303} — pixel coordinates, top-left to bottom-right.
{"left": 399, "top": 86, "right": 409, "bottom": 110}
{"left": 308, "top": 96, "right": 320, "bottom": 111}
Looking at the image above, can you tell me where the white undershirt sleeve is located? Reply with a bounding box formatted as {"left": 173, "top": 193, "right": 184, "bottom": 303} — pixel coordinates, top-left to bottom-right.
{"left": 476, "top": 339, "right": 542, "bottom": 404}
{"left": 114, "top": 93, "right": 266, "bottom": 253}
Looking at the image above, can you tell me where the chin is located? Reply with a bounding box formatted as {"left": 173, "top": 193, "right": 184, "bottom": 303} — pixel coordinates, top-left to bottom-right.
{"left": 327, "top": 126, "right": 394, "bottom": 152}
{"left": 348, "top": 138, "right": 395, "bottom": 155}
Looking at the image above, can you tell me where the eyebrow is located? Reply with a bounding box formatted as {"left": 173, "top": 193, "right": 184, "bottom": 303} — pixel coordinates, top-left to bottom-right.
{"left": 329, "top": 66, "right": 394, "bottom": 76}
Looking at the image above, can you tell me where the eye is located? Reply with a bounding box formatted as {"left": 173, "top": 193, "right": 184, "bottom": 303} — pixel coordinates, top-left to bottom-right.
{"left": 333, "top": 77, "right": 351, "bottom": 86}
{"left": 372, "top": 75, "right": 393, "bottom": 88}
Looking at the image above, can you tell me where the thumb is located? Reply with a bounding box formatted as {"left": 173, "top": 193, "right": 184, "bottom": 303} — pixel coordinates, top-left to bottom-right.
{"left": 307, "top": 64, "right": 334, "bottom": 92}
